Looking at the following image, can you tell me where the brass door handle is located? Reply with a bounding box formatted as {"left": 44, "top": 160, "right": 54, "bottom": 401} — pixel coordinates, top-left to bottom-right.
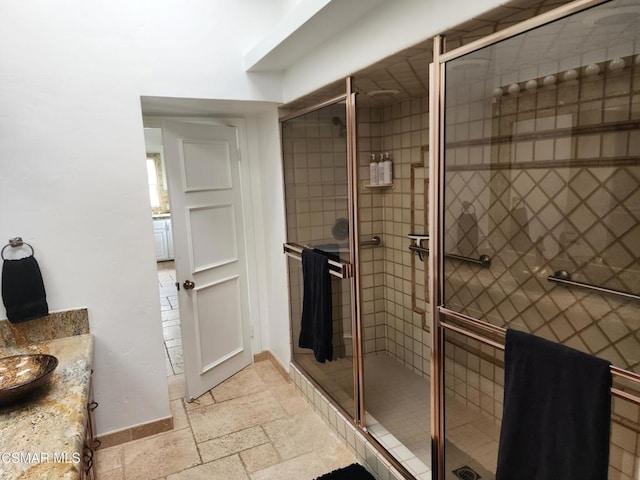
{"left": 183, "top": 280, "right": 195, "bottom": 290}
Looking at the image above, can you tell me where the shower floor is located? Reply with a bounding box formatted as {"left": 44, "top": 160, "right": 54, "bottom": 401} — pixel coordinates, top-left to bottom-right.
{"left": 296, "top": 353, "right": 499, "bottom": 479}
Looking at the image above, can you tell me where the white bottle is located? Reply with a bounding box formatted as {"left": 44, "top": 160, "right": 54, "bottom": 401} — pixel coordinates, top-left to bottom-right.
{"left": 369, "top": 154, "right": 379, "bottom": 185}
{"left": 383, "top": 152, "right": 393, "bottom": 185}
{"left": 377, "top": 153, "right": 385, "bottom": 185}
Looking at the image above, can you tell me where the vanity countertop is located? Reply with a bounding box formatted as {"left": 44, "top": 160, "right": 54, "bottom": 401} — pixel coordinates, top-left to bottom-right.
{"left": 0, "top": 333, "right": 94, "bottom": 479}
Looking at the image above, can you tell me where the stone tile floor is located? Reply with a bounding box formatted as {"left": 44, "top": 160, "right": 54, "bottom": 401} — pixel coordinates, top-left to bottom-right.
{"left": 96, "top": 262, "right": 356, "bottom": 480}
{"left": 95, "top": 360, "right": 357, "bottom": 479}
{"left": 95, "top": 261, "right": 357, "bottom": 479}
{"left": 157, "top": 261, "right": 183, "bottom": 376}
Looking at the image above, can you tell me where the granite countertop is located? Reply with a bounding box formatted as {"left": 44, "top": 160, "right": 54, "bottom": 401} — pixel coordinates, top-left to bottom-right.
{"left": 0, "top": 313, "right": 93, "bottom": 480}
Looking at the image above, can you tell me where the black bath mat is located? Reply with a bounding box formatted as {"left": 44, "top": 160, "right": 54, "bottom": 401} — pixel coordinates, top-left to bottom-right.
{"left": 315, "top": 463, "right": 375, "bottom": 480}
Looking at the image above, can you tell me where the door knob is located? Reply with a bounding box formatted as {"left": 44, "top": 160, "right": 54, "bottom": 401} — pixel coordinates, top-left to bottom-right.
{"left": 183, "top": 280, "right": 195, "bottom": 290}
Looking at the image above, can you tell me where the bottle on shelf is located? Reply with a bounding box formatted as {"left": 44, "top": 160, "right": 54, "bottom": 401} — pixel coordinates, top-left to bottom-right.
{"left": 369, "top": 153, "right": 379, "bottom": 186}
{"left": 383, "top": 151, "right": 393, "bottom": 185}
{"left": 377, "top": 153, "right": 385, "bottom": 185}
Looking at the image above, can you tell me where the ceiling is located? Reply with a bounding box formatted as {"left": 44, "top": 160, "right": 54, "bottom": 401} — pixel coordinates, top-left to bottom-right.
{"left": 280, "top": 0, "right": 640, "bottom": 112}
{"left": 244, "top": 0, "right": 388, "bottom": 72}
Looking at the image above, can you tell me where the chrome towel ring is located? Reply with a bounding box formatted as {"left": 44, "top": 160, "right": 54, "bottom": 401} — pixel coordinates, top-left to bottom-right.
{"left": 1, "top": 237, "right": 35, "bottom": 260}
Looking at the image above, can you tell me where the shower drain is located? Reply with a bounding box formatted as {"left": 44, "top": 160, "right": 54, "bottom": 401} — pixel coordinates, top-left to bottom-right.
{"left": 452, "top": 465, "right": 481, "bottom": 480}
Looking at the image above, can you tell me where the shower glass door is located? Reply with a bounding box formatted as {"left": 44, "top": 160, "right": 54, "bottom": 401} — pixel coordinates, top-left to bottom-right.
{"left": 439, "top": 1, "right": 640, "bottom": 478}
{"left": 281, "top": 99, "right": 357, "bottom": 418}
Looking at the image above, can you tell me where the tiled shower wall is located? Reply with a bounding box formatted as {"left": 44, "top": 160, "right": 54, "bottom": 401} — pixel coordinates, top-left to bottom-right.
{"left": 283, "top": 96, "right": 434, "bottom": 389}
{"left": 357, "top": 97, "right": 431, "bottom": 377}
{"left": 282, "top": 96, "right": 433, "bottom": 372}
{"left": 443, "top": 54, "right": 640, "bottom": 478}
{"left": 445, "top": 55, "right": 640, "bottom": 371}
{"left": 355, "top": 106, "right": 386, "bottom": 357}
{"left": 283, "top": 95, "right": 437, "bottom": 380}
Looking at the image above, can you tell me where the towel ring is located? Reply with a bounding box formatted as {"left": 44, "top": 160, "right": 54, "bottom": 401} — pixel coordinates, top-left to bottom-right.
{"left": 1, "top": 237, "right": 35, "bottom": 260}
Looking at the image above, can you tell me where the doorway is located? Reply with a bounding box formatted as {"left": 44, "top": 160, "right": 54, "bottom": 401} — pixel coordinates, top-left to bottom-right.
{"left": 141, "top": 104, "right": 271, "bottom": 402}
{"left": 162, "top": 119, "right": 254, "bottom": 401}
{"left": 144, "top": 127, "right": 183, "bottom": 378}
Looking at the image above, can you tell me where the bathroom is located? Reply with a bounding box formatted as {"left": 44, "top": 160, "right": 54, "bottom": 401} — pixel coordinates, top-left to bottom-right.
{"left": 280, "top": 1, "right": 640, "bottom": 478}
{"left": 1, "top": 0, "right": 639, "bottom": 479}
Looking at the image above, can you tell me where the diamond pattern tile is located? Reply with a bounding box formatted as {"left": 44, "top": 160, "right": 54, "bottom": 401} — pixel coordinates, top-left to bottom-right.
{"left": 445, "top": 166, "right": 640, "bottom": 371}
{"left": 442, "top": 25, "right": 640, "bottom": 370}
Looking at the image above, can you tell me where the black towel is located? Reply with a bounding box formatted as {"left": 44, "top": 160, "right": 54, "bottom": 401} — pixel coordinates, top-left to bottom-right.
{"left": 2, "top": 256, "right": 49, "bottom": 323}
{"left": 496, "top": 329, "right": 611, "bottom": 480}
{"left": 299, "top": 248, "right": 333, "bottom": 363}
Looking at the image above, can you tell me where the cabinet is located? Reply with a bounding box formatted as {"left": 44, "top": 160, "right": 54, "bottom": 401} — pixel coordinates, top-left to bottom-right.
{"left": 153, "top": 217, "right": 174, "bottom": 261}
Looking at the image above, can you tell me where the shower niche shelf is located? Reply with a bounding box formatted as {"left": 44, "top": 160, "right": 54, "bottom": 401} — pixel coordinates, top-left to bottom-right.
{"left": 364, "top": 183, "right": 394, "bottom": 190}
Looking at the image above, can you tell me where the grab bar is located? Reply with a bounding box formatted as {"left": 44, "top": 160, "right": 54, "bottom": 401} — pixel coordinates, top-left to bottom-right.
{"left": 409, "top": 244, "right": 429, "bottom": 261}
{"left": 548, "top": 270, "right": 640, "bottom": 302}
{"left": 283, "top": 243, "right": 352, "bottom": 279}
{"left": 444, "top": 252, "right": 492, "bottom": 267}
{"left": 439, "top": 306, "right": 640, "bottom": 406}
{"left": 360, "top": 235, "right": 381, "bottom": 247}
{"left": 408, "top": 244, "right": 491, "bottom": 267}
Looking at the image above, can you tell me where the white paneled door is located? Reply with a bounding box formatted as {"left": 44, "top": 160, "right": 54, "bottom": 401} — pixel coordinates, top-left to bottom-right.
{"left": 162, "top": 120, "right": 252, "bottom": 401}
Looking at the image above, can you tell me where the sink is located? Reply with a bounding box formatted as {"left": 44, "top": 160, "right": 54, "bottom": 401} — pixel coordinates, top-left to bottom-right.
{"left": 0, "top": 354, "right": 58, "bottom": 405}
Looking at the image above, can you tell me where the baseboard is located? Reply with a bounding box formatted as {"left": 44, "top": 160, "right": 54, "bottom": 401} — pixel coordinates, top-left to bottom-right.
{"left": 253, "top": 351, "right": 270, "bottom": 362}
{"left": 97, "top": 416, "right": 173, "bottom": 449}
{"left": 254, "top": 350, "right": 289, "bottom": 382}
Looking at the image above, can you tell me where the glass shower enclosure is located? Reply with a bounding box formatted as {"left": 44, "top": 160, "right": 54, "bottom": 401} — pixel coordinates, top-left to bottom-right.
{"left": 281, "top": 94, "right": 360, "bottom": 420}
{"left": 432, "top": 1, "right": 640, "bottom": 478}
{"left": 281, "top": 1, "right": 640, "bottom": 478}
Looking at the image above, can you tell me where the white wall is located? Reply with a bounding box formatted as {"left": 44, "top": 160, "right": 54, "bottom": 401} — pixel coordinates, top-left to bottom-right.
{"left": 256, "top": 110, "right": 291, "bottom": 368}
{"left": 0, "top": 0, "right": 284, "bottom": 436}
{"left": 238, "top": 111, "right": 291, "bottom": 368}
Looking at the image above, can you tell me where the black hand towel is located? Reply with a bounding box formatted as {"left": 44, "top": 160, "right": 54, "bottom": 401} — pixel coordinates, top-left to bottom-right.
{"left": 496, "top": 329, "right": 611, "bottom": 480}
{"left": 299, "top": 248, "right": 333, "bottom": 363}
{"left": 2, "top": 256, "right": 49, "bottom": 323}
